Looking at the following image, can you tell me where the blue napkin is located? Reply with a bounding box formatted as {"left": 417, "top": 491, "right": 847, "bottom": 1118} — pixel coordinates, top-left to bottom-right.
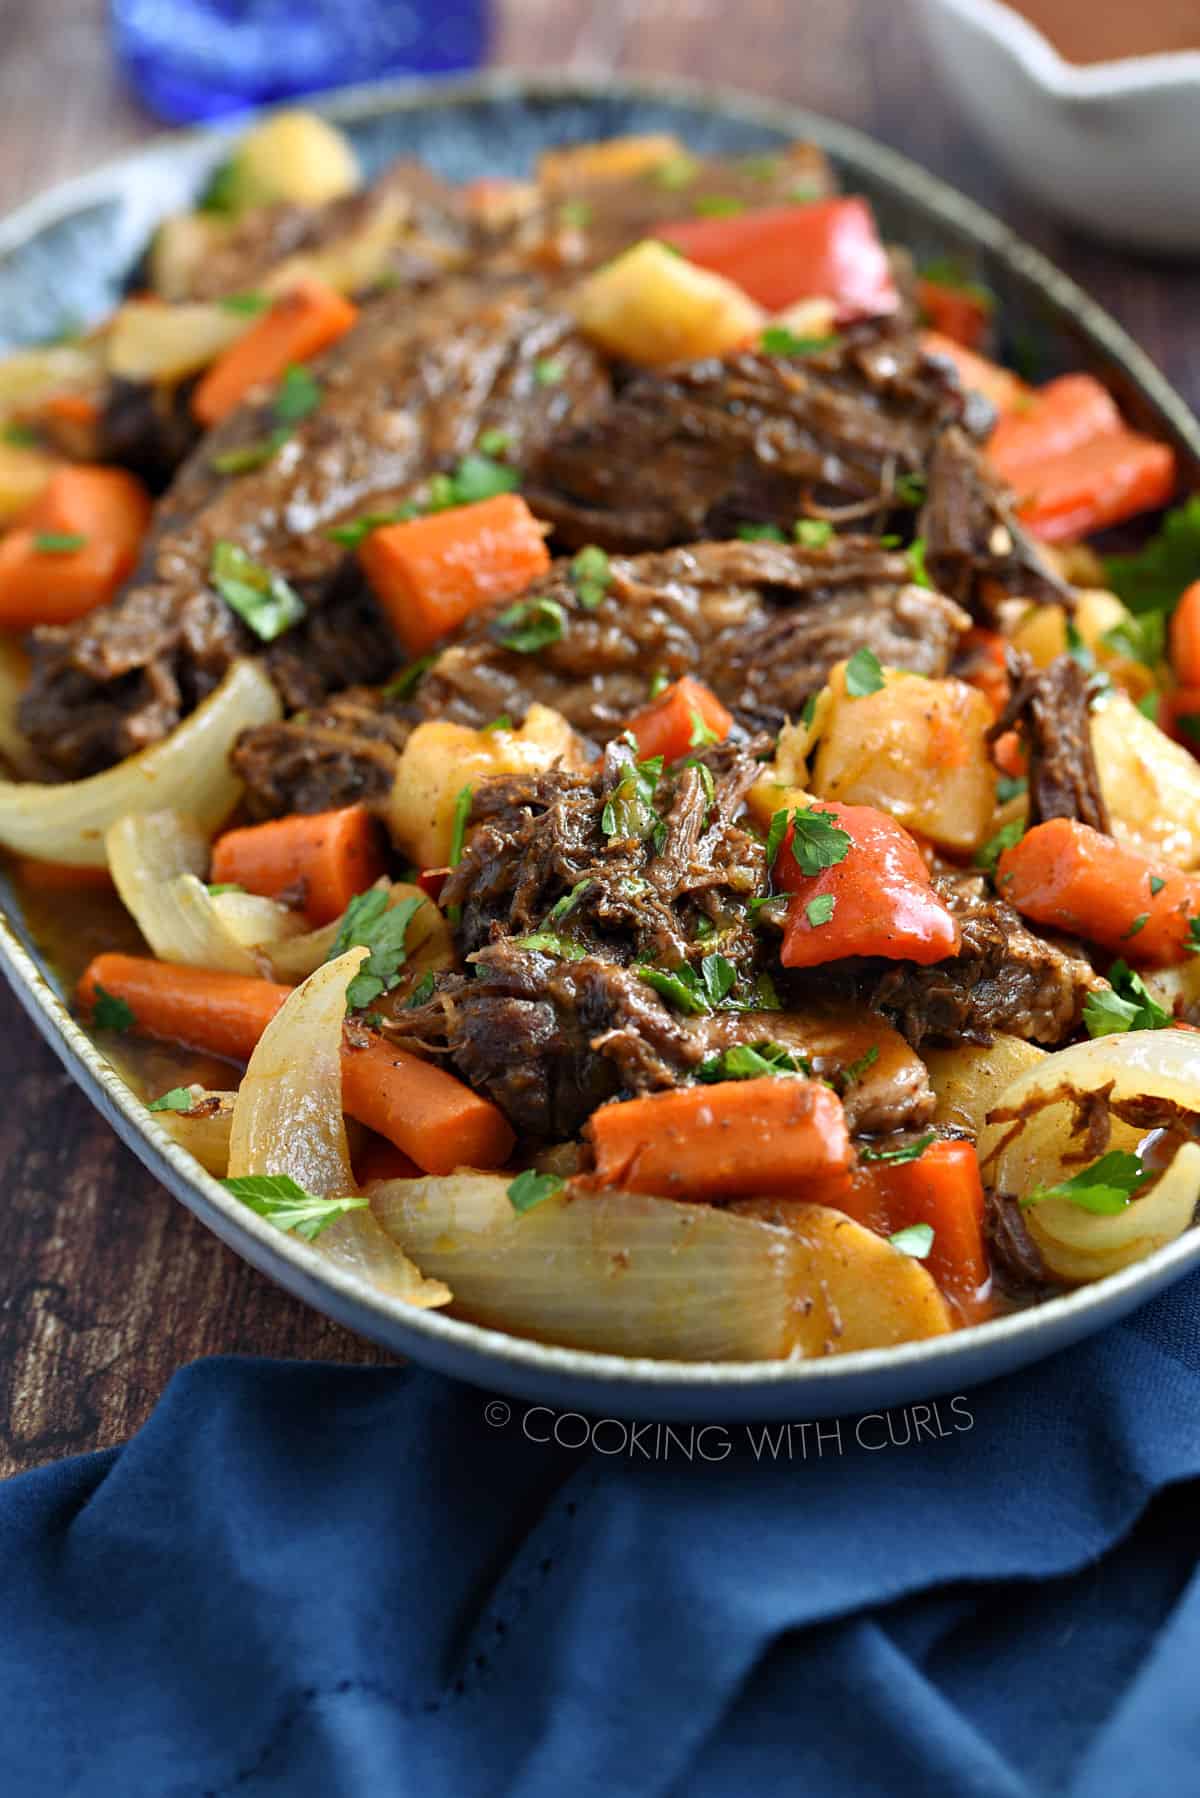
{"left": 2, "top": 1274, "right": 1199, "bottom": 1798}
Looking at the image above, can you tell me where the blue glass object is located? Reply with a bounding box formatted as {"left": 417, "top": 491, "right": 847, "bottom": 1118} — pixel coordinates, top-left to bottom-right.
{"left": 110, "top": 0, "right": 488, "bottom": 124}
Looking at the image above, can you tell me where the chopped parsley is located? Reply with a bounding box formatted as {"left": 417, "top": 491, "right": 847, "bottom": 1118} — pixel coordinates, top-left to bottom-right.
{"left": 209, "top": 541, "right": 304, "bottom": 641}
{"left": 477, "top": 428, "right": 512, "bottom": 458}
{"left": 507, "top": 1169, "right": 564, "bottom": 1213}
{"left": 210, "top": 363, "right": 322, "bottom": 474}
{"left": 908, "top": 536, "right": 932, "bottom": 588}
{"left": 328, "top": 887, "right": 426, "bottom": 1011}
{"left": 694, "top": 194, "right": 744, "bottom": 217}
{"left": 763, "top": 808, "right": 791, "bottom": 871}
{"left": 272, "top": 364, "right": 321, "bottom": 423}
{"left": 219, "top": 291, "right": 270, "bottom": 315}
{"left": 637, "top": 952, "right": 740, "bottom": 1016}
{"left": 558, "top": 199, "right": 593, "bottom": 229}
{"left": 148, "top": 1086, "right": 195, "bottom": 1113}
{"left": 1187, "top": 916, "right": 1200, "bottom": 955}
{"left": 839, "top": 1044, "right": 880, "bottom": 1087}
{"left": 894, "top": 471, "right": 927, "bottom": 507}
{"left": 1105, "top": 498, "right": 1200, "bottom": 616}
{"left": 434, "top": 451, "right": 520, "bottom": 508}
{"left": 789, "top": 807, "right": 852, "bottom": 877}
{"left": 996, "top": 773, "right": 1028, "bottom": 804}
{"left": 1150, "top": 875, "right": 1167, "bottom": 897}
{"left": 2, "top": 420, "right": 37, "bottom": 446}
{"left": 222, "top": 1173, "right": 369, "bottom": 1242}
{"left": 533, "top": 356, "right": 565, "bottom": 385}
{"left": 406, "top": 970, "right": 436, "bottom": 1008}
{"left": 381, "top": 654, "right": 434, "bottom": 701}
{"left": 805, "top": 893, "right": 836, "bottom": 928}
{"left": 197, "top": 158, "right": 239, "bottom": 213}
{"left": 205, "top": 882, "right": 243, "bottom": 896}
{"left": 888, "top": 1222, "right": 935, "bottom": 1258}
{"left": 737, "top": 522, "right": 787, "bottom": 542}
{"left": 515, "top": 931, "right": 587, "bottom": 960}
{"left": 603, "top": 751, "right": 664, "bottom": 843}
{"left": 697, "top": 1041, "right": 810, "bottom": 1082}
{"left": 448, "top": 785, "right": 473, "bottom": 867}
{"left": 1083, "top": 959, "right": 1172, "bottom": 1038}
{"left": 844, "top": 647, "right": 885, "bottom": 697}
{"left": 34, "top": 531, "right": 87, "bottom": 554}
{"left": 325, "top": 507, "right": 417, "bottom": 548}
{"left": 1122, "top": 913, "right": 1149, "bottom": 940}
{"left": 91, "top": 984, "right": 134, "bottom": 1033}
{"left": 760, "top": 325, "right": 837, "bottom": 357}
{"left": 1021, "top": 1150, "right": 1149, "bottom": 1215}
{"left": 648, "top": 669, "right": 670, "bottom": 699}
{"left": 648, "top": 154, "right": 699, "bottom": 189}
{"left": 860, "top": 1131, "right": 936, "bottom": 1165}
{"left": 800, "top": 692, "right": 819, "bottom": 728}
{"left": 482, "top": 714, "right": 513, "bottom": 733}
{"left": 794, "top": 518, "right": 834, "bottom": 547}
{"left": 495, "top": 595, "right": 565, "bottom": 654}
{"left": 569, "top": 544, "right": 611, "bottom": 610}
{"left": 546, "top": 878, "right": 593, "bottom": 924}
{"left": 976, "top": 817, "right": 1025, "bottom": 873}
{"left": 919, "top": 256, "right": 994, "bottom": 311}
{"left": 210, "top": 429, "right": 294, "bottom": 475}
{"left": 688, "top": 708, "right": 719, "bottom": 748}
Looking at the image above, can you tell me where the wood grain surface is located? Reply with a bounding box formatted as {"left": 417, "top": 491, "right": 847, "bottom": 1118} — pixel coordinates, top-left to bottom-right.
{"left": 2, "top": 0, "right": 1199, "bottom": 1477}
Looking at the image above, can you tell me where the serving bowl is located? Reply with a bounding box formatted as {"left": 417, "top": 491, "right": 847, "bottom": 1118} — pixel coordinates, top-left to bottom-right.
{"left": 915, "top": 0, "right": 1200, "bottom": 253}
{"left": 2, "top": 70, "right": 1199, "bottom": 1422}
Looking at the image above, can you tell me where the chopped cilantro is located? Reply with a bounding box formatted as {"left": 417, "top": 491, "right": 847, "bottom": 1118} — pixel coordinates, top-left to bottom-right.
{"left": 845, "top": 647, "right": 885, "bottom": 697}
{"left": 919, "top": 256, "right": 995, "bottom": 312}
{"left": 1122, "top": 913, "right": 1149, "bottom": 940}
{"left": 442, "top": 451, "right": 520, "bottom": 507}
{"left": 1083, "top": 959, "right": 1171, "bottom": 1038}
{"left": 495, "top": 595, "right": 565, "bottom": 654}
{"left": 148, "top": 1087, "right": 195, "bottom": 1113}
{"left": 1022, "top": 1150, "right": 1148, "bottom": 1215}
{"left": 210, "top": 428, "right": 293, "bottom": 475}
{"left": 800, "top": 692, "right": 819, "bottom": 727}
{"left": 482, "top": 714, "right": 513, "bottom": 733}
{"left": 33, "top": 531, "right": 86, "bottom": 554}
{"left": 209, "top": 541, "right": 304, "bottom": 642}
{"left": 325, "top": 507, "right": 417, "bottom": 548}
{"left": 272, "top": 364, "right": 321, "bottom": 423}
{"left": 888, "top": 1222, "right": 935, "bottom": 1259}
{"left": 197, "top": 158, "right": 239, "bottom": 213}
{"left": 222, "top": 1173, "right": 368, "bottom": 1242}
{"left": 894, "top": 472, "right": 928, "bottom": 507}
{"left": 406, "top": 971, "right": 436, "bottom": 1008}
{"left": 805, "top": 893, "right": 836, "bottom": 928}
{"left": 649, "top": 669, "right": 670, "bottom": 699}
{"left": 570, "top": 543, "right": 612, "bottom": 610}
{"left": 688, "top": 708, "right": 719, "bottom": 748}
{"left": 546, "top": 879, "right": 592, "bottom": 923}
{"left": 205, "top": 882, "right": 244, "bottom": 896}
{"left": 507, "top": 1169, "right": 564, "bottom": 1213}
{"left": 860, "top": 1131, "right": 936, "bottom": 1165}
{"left": 1150, "top": 875, "right": 1166, "bottom": 897}
{"left": 794, "top": 519, "right": 834, "bottom": 547}
{"left": 329, "top": 887, "right": 426, "bottom": 1011}
{"left": 637, "top": 964, "right": 709, "bottom": 1015}
{"left": 1102, "top": 612, "right": 1164, "bottom": 668}
{"left": 763, "top": 808, "right": 791, "bottom": 871}
{"left": 1187, "top": 916, "right": 1200, "bottom": 955}
{"left": 839, "top": 1045, "right": 880, "bottom": 1087}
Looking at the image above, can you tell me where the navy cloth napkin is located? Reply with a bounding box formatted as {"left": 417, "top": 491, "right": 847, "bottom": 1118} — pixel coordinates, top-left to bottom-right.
{"left": 2, "top": 1274, "right": 1200, "bottom": 1798}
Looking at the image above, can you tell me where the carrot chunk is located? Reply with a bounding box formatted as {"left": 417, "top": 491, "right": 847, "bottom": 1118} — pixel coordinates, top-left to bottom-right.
{"left": 0, "top": 466, "right": 151, "bottom": 629}
{"left": 584, "top": 1075, "right": 852, "bottom": 1203}
{"left": 997, "top": 817, "right": 1200, "bottom": 964}
{"left": 191, "top": 279, "right": 358, "bottom": 427}
{"left": 77, "top": 954, "right": 290, "bottom": 1062}
{"left": 1170, "top": 581, "right": 1200, "bottom": 689}
{"left": 844, "top": 1140, "right": 990, "bottom": 1310}
{"left": 77, "top": 952, "right": 515, "bottom": 1174}
{"left": 209, "top": 805, "right": 386, "bottom": 927}
{"left": 358, "top": 493, "right": 550, "bottom": 657}
{"left": 623, "top": 675, "right": 733, "bottom": 764}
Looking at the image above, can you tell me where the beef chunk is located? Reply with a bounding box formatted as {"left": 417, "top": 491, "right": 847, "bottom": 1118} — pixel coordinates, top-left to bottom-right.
{"left": 990, "top": 652, "right": 1110, "bottom": 833}
{"left": 21, "top": 278, "right": 612, "bottom": 776}
{"left": 985, "top": 1192, "right": 1054, "bottom": 1293}
{"left": 233, "top": 536, "right": 970, "bottom": 818}
{"left": 231, "top": 684, "right": 413, "bottom": 819}
{"left": 870, "top": 872, "right": 1100, "bottom": 1047}
{"left": 420, "top": 536, "right": 971, "bottom": 742}
{"left": 919, "top": 425, "right": 1069, "bottom": 620}
{"left": 523, "top": 324, "right": 970, "bottom": 551}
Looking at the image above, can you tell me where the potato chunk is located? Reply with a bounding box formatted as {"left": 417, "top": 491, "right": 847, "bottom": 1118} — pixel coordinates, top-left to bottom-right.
{"left": 1091, "top": 689, "right": 1200, "bottom": 869}
{"left": 571, "top": 239, "right": 764, "bottom": 367}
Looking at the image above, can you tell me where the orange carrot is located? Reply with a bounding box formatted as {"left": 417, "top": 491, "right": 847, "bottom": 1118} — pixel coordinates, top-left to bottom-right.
{"left": 77, "top": 954, "right": 290, "bottom": 1061}
{"left": 920, "top": 331, "right": 1029, "bottom": 416}
{"left": 1162, "top": 684, "right": 1200, "bottom": 755}
{"left": 959, "top": 625, "right": 1011, "bottom": 719}
{"left": 997, "top": 817, "right": 1200, "bottom": 964}
{"left": 191, "top": 279, "right": 359, "bottom": 427}
{"left": 1170, "top": 581, "right": 1200, "bottom": 688}
{"left": 209, "top": 804, "right": 386, "bottom": 927}
{"left": 623, "top": 675, "right": 733, "bottom": 764}
{"left": 916, "top": 278, "right": 989, "bottom": 351}
{"left": 844, "top": 1140, "right": 989, "bottom": 1309}
{"left": 340, "top": 1036, "right": 515, "bottom": 1175}
{"left": 583, "top": 1076, "right": 852, "bottom": 1202}
{"left": 24, "top": 464, "right": 151, "bottom": 559}
{"left": 13, "top": 857, "right": 115, "bottom": 892}
{"left": 358, "top": 493, "right": 550, "bottom": 657}
{"left": 0, "top": 535, "right": 124, "bottom": 630}
{"left": 1012, "top": 431, "right": 1177, "bottom": 544}
{"left": 989, "top": 374, "right": 1122, "bottom": 485}
{"left": 43, "top": 391, "right": 101, "bottom": 428}
{"left": 992, "top": 729, "right": 1027, "bottom": 779}
{"left": 77, "top": 952, "right": 515, "bottom": 1174}
{"left": 352, "top": 1133, "right": 421, "bottom": 1187}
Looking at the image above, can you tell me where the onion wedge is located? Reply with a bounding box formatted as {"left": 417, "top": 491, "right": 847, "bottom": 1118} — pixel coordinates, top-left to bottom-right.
{"left": 370, "top": 1175, "right": 949, "bottom": 1360}
{"left": 153, "top": 1088, "right": 237, "bottom": 1176}
{"left": 0, "top": 658, "right": 281, "bottom": 866}
{"left": 228, "top": 946, "right": 449, "bottom": 1308}
{"left": 1026, "top": 1143, "right": 1200, "bottom": 1284}
{"left": 265, "top": 878, "right": 453, "bottom": 988}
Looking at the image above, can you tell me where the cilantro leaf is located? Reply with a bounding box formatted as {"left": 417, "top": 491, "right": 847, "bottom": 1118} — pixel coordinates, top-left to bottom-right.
{"left": 444, "top": 451, "right": 519, "bottom": 506}
{"left": 838, "top": 1044, "right": 880, "bottom": 1088}
{"left": 1022, "top": 1150, "right": 1148, "bottom": 1215}
{"left": 918, "top": 256, "right": 995, "bottom": 313}
{"left": 789, "top": 807, "right": 852, "bottom": 877}
{"left": 210, "top": 541, "right": 304, "bottom": 642}
{"left": 219, "top": 291, "right": 270, "bottom": 316}
{"left": 507, "top": 1169, "right": 565, "bottom": 1213}
{"left": 328, "top": 888, "right": 425, "bottom": 1011}
{"left": 324, "top": 507, "right": 417, "bottom": 548}
{"left": 860, "top": 1131, "right": 937, "bottom": 1165}
{"left": 700, "top": 953, "right": 737, "bottom": 1006}
{"left": 763, "top": 808, "right": 791, "bottom": 871}
{"left": 888, "top": 1222, "right": 935, "bottom": 1258}
{"left": 697, "top": 1040, "right": 810, "bottom": 1082}
{"left": 636, "top": 963, "right": 709, "bottom": 1015}
{"left": 477, "top": 428, "right": 511, "bottom": 458}
{"left": 688, "top": 707, "right": 719, "bottom": 748}
{"left": 148, "top": 1086, "right": 195, "bottom": 1113}
{"left": 648, "top": 669, "right": 670, "bottom": 699}
{"left": 210, "top": 428, "right": 293, "bottom": 475}
{"left": 406, "top": 970, "right": 436, "bottom": 1009}
{"left": 545, "top": 878, "right": 592, "bottom": 924}
{"left": 495, "top": 596, "right": 565, "bottom": 654}
{"left": 92, "top": 984, "right": 134, "bottom": 1032}
{"left": 806, "top": 893, "right": 836, "bottom": 927}
{"left": 845, "top": 647, "right": 885, "bottom": 696}
{"left": 222, "top": 1173, "right": 369, "bottom": 1242}
{"left": 1105, "top": 498, "right": 1200, "bottom": 616}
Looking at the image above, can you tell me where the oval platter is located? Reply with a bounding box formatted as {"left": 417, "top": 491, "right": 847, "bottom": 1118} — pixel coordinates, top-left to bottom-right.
{"left": 1, "top": 70, "right": 1198, "bottom": 1422}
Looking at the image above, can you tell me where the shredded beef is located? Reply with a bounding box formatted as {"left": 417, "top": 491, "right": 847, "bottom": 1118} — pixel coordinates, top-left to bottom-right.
{"left": 985, "top": 1192, "right": 1054, "bottom": 1293}
{"left": 918, "top": 426, "right": 1069, "bottom": 620}
{"left": 231, "top": 684, "right": 414, "bottom": 819}
{"left": 22, "top": 279, "right": 611, "bottom": 776}
{"left": 990, "top": 652, "right": 1111, "bottom": 833}
{"left": 870, "top": 872, "right": 1100, "bottom": 1048}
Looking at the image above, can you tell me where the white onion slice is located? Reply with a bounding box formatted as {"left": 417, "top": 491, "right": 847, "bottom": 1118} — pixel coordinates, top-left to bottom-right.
{"left": 0, "top": 658, "right": 281, "bottom": 866}
{"left": 153, "top": 1088, "right": 236, "bottom": 1176}
{"left": 228, "top": 946, "right": 449, "bottom": 1308}
{"left": 264, "top": 878, "right": 453, "bottom": 987}
{"left": 1026, "top": 1143, "right": 1200, "bottom": 1283}
{"left": 370, "top": 1176, "right": 949, "bottom": 1360}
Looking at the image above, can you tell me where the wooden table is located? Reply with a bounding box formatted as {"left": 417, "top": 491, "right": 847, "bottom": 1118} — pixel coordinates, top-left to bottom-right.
{"left": 3, "top": 0, "right": 1199, "bottom": 1477}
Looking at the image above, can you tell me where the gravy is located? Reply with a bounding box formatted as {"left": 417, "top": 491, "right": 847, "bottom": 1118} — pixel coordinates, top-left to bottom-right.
{"left": 1005, "top": 0, "right": 1200, "bottom": 65}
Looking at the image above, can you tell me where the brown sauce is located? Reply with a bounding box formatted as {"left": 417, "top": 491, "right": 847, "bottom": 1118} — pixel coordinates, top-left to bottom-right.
{"left": 1004, "top": 0, "right": 1200, "bottom": 65}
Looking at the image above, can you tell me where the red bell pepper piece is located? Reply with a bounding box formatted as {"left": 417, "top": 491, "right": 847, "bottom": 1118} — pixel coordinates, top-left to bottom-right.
{"left": 657, "top": 197, "right": 899, "bottom": 320}
{"left": 623, "top": 675, "right": 733, "bottom": 764}
{"left": 1169, "top": 581, "right": 1200, "bottom": 688}
{"left": 988, "top": 374, "right": 1122, "bottom": 485}
{"left": 774, "top": 804, "right": 961, "bottom": 969}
